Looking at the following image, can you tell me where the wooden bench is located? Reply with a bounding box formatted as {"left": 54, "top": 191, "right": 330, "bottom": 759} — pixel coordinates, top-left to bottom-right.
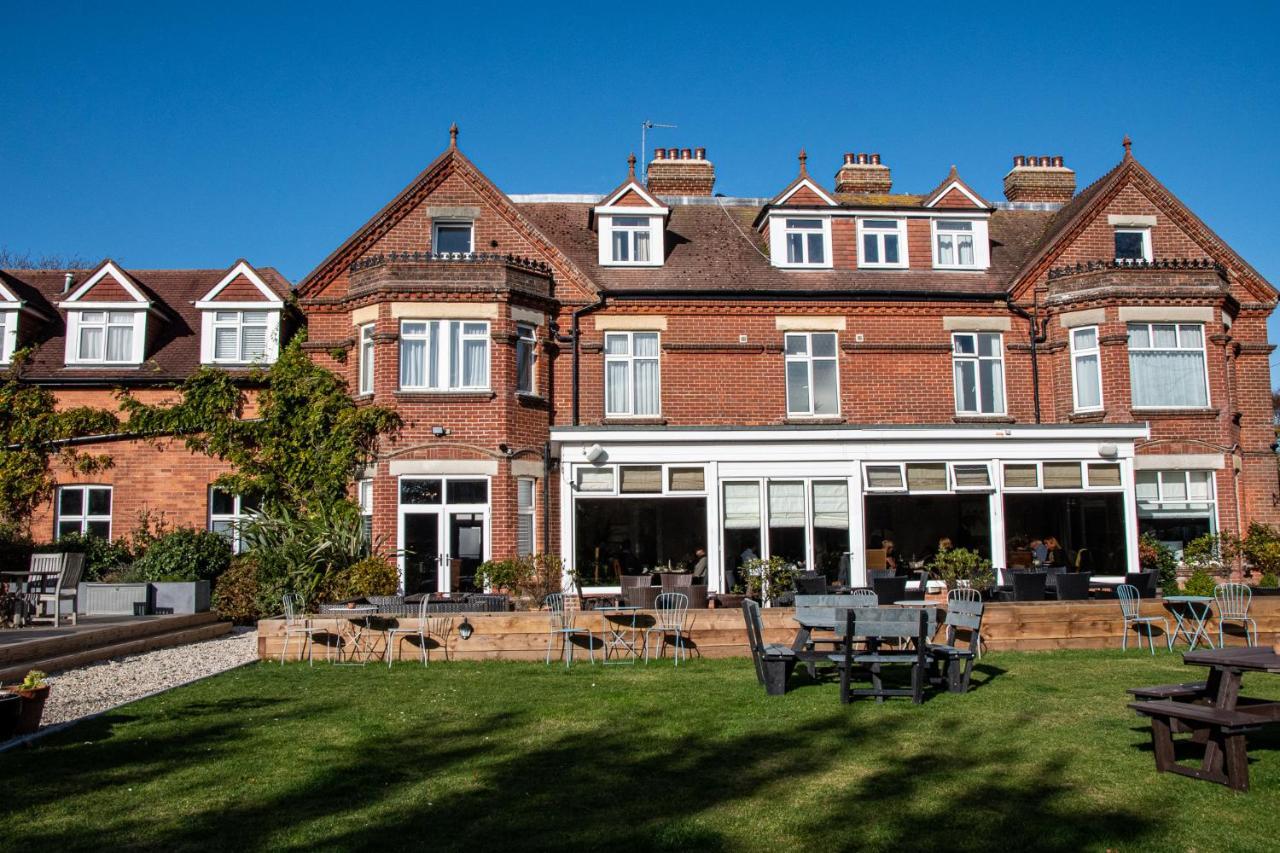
{"left": 1129, "top": 699, "right": 1264, "bottom": 791}
{"left": 1126, "top": 681, "right": 1210, "bottom": 702}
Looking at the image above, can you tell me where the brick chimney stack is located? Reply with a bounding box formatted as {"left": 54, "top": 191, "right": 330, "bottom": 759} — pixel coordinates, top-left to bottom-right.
{"left": 646, "top": 146, "right": 715, "bottom": 196}
{"left": 1003, "top": 155, "right": 1076, "bottom": 203}
{"left": 834, "top": 152, "right": 892, "bottom": 194}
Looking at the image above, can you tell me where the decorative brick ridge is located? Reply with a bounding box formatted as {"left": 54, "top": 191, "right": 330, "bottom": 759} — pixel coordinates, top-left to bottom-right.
{"left": 1237, "top": 342, "right": 1277, "bottom": 354}
{"left": 841, "top": 342, "right": 951, "bottom": 353}
{"left": 662, "top": 342, "right": 766, "bottom": 353}
{"left": 1099, "top": 334, "right": 1131, "bottom": 346}
{"left": 349, "top": 251, "right": 553, "bottom": 275}
{"left": 300, "top": 338, "right": 353, "bottom": 351}
{"left": 1128, "top": 408, "right": 1221, "bottom": 420}
{"left": 1008, "top": 341, "right": 1066, "bottom": 354}
{"left": 1067, "top": 411, "right": 1107, "bottom": 423}
{"left": 952, "top": 415, "right": 1017, "bottom": 424}
{"left": 1048, "top": 257, "right": 1226, "bottom": 280}
{"left": 391, "top": 391, "right": 497, "bottom": 402}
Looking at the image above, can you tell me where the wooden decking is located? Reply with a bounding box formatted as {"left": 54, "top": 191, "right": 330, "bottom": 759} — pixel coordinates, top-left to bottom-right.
{"left": 0, "top": 613, "right": 231, "bottom": 682}
{"left": 258, "top": 596, "right": 1280, "bottom": 663}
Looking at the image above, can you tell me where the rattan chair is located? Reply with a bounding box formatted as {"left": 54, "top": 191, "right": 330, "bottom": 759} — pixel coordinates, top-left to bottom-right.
{"left": 1214, "top": 583, "right": 1258, "bottom": 647}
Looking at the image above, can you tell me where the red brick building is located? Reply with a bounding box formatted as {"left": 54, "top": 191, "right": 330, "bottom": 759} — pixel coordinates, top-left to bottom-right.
{"left": 10, "top": 130, "right": 1278, "bottom": 595}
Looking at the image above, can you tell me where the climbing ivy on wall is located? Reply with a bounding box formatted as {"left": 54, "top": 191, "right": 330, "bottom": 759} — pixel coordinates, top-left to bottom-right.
{"left": 120, "top": 335, "right": 401, "bottom": 512}
{"left": 0, "top": 351, "right": 120, "bottom": 527}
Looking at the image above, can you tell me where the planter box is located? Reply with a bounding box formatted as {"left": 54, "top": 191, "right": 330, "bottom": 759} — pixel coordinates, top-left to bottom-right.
{"left": 150, "top": 581, "right": 211, "bottom": 614}
{"left": 78, "top": 583, "right": 149, "bottom": 616}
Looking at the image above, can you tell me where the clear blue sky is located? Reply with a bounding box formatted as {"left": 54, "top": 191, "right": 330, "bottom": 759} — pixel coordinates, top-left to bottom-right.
{"left": 3, "top": 2, "right": 1277, "bottom": 375}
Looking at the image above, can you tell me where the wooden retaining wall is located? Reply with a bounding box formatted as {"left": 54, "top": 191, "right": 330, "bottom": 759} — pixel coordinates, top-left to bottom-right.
{"left": 258, "top": 597, "right": 1280, "bottom": 663}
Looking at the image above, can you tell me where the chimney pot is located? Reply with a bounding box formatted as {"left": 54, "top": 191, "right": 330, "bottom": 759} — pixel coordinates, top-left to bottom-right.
{"left": 1052, "top": 155, "right": 1064, "bottom": 168}
{"left": 1005, "top": 152, "right": 1075, "bottom": 203}
{"left": 667, "top": 147, "right": 679, "bottom": 160}
{"left": 872, "top": 153, "right": 882, "bottom": 165}
{"left": 63, "top": 272, "right": 75, "bottom": 293}
{"left": 843, "top": 153, "right": 854, "bottom": 165}
{"left": 646, "top": 144, "right": 715, "bottom": 196}
{"left": 694, "top": 147, "right": 706, "bottom": 160}
{"left": 681, "top": 148, "right": 692, "bottom": 160}
{"left": 653, "top": 147, "right": 665, "bottom": 160}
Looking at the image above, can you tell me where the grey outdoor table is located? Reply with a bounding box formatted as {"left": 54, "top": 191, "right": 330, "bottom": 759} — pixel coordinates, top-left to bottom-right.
{"left": 329, "top": 605, "right": 380, "bottom": 665}
{"left": 1164, "top": 595, "right": 1216, "bottom": 651}
{"left": 596, "top": 604, "right": 644, "bottom": 664}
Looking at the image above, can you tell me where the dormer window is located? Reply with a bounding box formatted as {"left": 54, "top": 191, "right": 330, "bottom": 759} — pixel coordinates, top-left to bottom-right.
{"left": 58, "top": 260, "right": 153, "bottom": 366}
{"left": 196, "top": 261, "right": 286, "bottom": 366}
{"left": 76, "top": 311, "right": 137, "bottom": 363}
{"left": 935, "top": 221, "right": 975, "bottom": 267}
{"left": 858, "top": 219, "right": 907, "bottom": 268}
{"left": 768, "top": 215, "right": 832, "bottom": 269}
{"left": 211, "top": 310, "right": 271, "bottom": 364}
{"left": 0, "top": 309, "right": 15, "bottom": 365}
{"left": 609, "top": 216, "right": 654, "bottom": 263}
{"left": 1115, "top": 227, "right": 1152, "bottom": 262}
{"left": 433, "top": 220, "right": 474, "bottom": 254}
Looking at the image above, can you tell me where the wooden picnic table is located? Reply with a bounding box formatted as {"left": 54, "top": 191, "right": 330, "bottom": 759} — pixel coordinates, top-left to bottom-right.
{"left": 1129, "top": 646, "right": 1280, "bottom": 791}
{"left": 792, "top": 604, "right": 940, "bottom": 674}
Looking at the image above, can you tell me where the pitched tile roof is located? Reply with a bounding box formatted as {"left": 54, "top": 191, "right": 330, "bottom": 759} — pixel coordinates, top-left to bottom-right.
{"left": 0, "top": 266, "right": 292, "bottom": 384}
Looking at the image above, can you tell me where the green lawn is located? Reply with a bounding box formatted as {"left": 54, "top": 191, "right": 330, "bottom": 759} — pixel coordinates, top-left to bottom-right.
{"left": 2, "top": 651, "right": 1277, "bottom": 852}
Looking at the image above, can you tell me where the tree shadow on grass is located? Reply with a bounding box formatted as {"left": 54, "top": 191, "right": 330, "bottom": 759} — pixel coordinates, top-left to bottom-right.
{"left": 2, "top": 666, "right": 1155, "bottom": 853}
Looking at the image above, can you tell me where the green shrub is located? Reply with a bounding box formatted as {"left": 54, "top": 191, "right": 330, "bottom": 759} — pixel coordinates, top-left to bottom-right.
{"left": 35, "top": 532, "right": 135, "bottom": 582}
{"left": 330, "top": 556, "right": 398, "bottom": 599}
{"left": 1182, "top": 533, "right": 1234, "bottom": 577}
{"left": 1259, "top": 572, "right": 1279, "bottom": 589}
{"left": 1182, "top": 568, "right": 1217, "bottom": 597}
{"left": 212, "top": 554, "right": 262, "bottom": 624}
{"left": 0, "top": 522, "right": 33, "bottom": 575}
{"left": 929, "top": 546, "right": 994, "bottom": 591}
{"left": 1238, "top": 522, "right": 1280, "bottom": 578}
{"left": 130, "top": 527, "right": 233, "bottom": 583}
{"left": 1139, "top": 532, "right": 1180, "bottom": 595}
{"left": 474, "top": 554, "right": 564, "bottom": 605}
{"left": 742, "top": 556, "right": 797, "bottom": 605}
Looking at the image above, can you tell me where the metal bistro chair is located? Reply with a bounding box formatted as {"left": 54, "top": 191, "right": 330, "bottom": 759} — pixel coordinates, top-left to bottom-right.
{"left": 843, "top": 587, "right": 880, "bottom": 608}
{"left": 280, "top": 594, "right": 327, "bottom": 665}
{"left": 545, "top": 593, "right": 596, "bottom": 668}
{"left": 645, "top": 592, "right": 691, "bottom": 665}
{"left": 1117, "top": 583, "right": 1172, "bottom": 655}
{"left": 386, "top": 597, "right": 454, "bottom": 666}
{"left": 1214, "top": 583, "right": 1258, "bottom": 647}
{"left": 28, "top": 553, "right": 86, "bottom": 626}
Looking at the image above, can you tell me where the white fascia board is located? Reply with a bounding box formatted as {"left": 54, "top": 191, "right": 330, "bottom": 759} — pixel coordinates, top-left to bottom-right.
{"left": 596, "top": 181, "right": 667, "bottom": 213}
{"left": 594, "top": 203, "right": 670, "bottom": 217}
{"left": 194, "top": 300, "right": 285, "bottom": 310}
{"left": 774, "top": 178, "right": 838, "bottom": 207}
{"left": 198, "top": 261, "right": 281, "bottom": 303}
{"left": 551, "top": 424, "right": 1150, "bottom": 447}
{"left": 924, "top": 181, "right": 988, "bottom": 209}
{"left": 63, "top": 261, "right": 149, "bottom": 303}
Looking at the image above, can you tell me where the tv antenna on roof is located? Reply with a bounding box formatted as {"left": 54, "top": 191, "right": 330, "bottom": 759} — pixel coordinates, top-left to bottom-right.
{"left": 640, "top": 120, "right": 677, "bottom": 181}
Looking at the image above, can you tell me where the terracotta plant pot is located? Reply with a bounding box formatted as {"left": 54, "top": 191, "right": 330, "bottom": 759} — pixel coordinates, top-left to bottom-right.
{"left": 14, "top": 684, "right": 50, "bottom": 735}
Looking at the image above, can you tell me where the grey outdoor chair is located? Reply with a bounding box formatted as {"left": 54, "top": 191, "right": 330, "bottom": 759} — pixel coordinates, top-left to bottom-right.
{"left": 386, "top": 597, "right": 453, "bottom": 666}
{"left": 280, "top": 593, "right": 326, "bottom": 665}
{"left": 929, "top": 598, "right": 984, "bottom": 692}
{"left": 947, "top": 586, "right": 985, "bottom": 657}
{"left": 545, "top": 593, "right": 596, "bottom": 668}
{"left": 1117, "top": 583, "right": 1172, "bottom": 655}
{"left": 1214, "top": 582, "right": 1258, "bottom": 647}
{"left": 29, "top": 553, "right": 86, "bottom": 627}
{"left": 645, "top": 592, "right": 691, "bottom": 665}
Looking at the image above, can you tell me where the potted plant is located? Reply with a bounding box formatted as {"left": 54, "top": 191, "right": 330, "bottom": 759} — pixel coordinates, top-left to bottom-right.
{"left": 714, "top": 582, "right": 748, "bottom": 611}
{"left": 929, "top": 546, "right": 994, "bottom": 595}
{"left": 742, "top": 556, "right": 798, "bottom": 606}
{"left": 10, "top": 669, "right": 50, "bottom": 735}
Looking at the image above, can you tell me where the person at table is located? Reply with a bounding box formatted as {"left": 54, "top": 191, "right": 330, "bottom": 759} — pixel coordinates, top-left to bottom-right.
{"left": 691, "top": 547, "right": 708, "bottom": 583}
{"left": 882, "top": 538, "right": 899, "bottom": 572}
{"left": 1029, "top": 538, "right": 1048, "bottom": 565}
{"left": 1043, "top": 536, "right": 1066, "bottom": 568}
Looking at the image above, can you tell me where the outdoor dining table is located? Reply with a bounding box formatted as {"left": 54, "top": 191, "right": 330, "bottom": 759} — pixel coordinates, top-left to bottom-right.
{"left": 1183, "top": 646, "right": 1280, "bottom": 711}
{"left": 1164, "top": 595, "right": 1217, "bottom": 651}
{"left": 595, "top": 604, "right": 645, "bottom": 664}
{"left": 330, "top": 605, "right": 380, "bottom": 665}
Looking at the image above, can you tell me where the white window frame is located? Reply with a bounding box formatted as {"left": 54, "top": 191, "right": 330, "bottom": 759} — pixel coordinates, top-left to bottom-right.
{"left": 358, "top": 478, "right": 374, "bottom": 541}
{"left": 863, "top": 463, "right": 907, "bottom": 493}
{"left": 572, "top": 463, "right": 708, "bottom": 497}
{"left": 603, "top": 331, "right": 661, "bottom": 417}
{"left": 0, "top": 309, "right": 15, "bottom": 364}
{"left": 781, "top": 218, "right": 830, "bottom": 268}
{"left": 1070, "top": 325, "right": 1104, "bottom": 412}
{"left": 1136, "top": 469, "right": 1217, "bottom": 511}
{"left": 208, "top": 487, "right": 256, "bottom": 553}
{"left": 204, "top": 309, "right": 274, "bottom": 365}
{"left": 768, "top": 215, "right": 833, "bottom": 269}
{"left": 55, "top": 485, "right": 112, "bottom": 538}
{"left": 433, "top": 220, "right": 474, "bottom": 255}
{"left": 931, "top": 219, "right": 988, "bottom": 270}
{"left": 600, "top": 215, "right": 662, "bottom": 267}
{"left": 66, "top": 309, "right": 147, "bottom": 365}
{"left": 857, "top": 218, "right": 908, "bottom": 269}
{"left": 358, "top": 323, "right": 375, "bottom": 395}
{"left": 951, "top": 332, "right": 1006, "bottom": 415}
{"left": 517, "top": 477, "right": 536, "bottom": 556}
{"left": 950, "top": 462, "right": 994, "bottom": 492}
{"left": 1114, "top": 227, "right": 1152, "bottom": 263}
{"left": 515, "top": 322, "right": 537, "bottom": 395}
{"left": 1127, "top": 322, "right": 1210, "bottom": 409}
{"left": 783, "top": 331, "right": 840, "bottom": 417}
{"left": 398, "top": 320, "right": 491, "bottom": 392}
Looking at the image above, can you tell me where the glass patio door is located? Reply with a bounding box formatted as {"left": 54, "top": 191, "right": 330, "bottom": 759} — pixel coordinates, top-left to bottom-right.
{"left": 402, "top": 511, "right": 441, "bottom": 594}
{"left": 449, "top": 512, "right": 485, "bottom": 593}
{"left": 398, "top": 476, "right": 490, "bottom": 594}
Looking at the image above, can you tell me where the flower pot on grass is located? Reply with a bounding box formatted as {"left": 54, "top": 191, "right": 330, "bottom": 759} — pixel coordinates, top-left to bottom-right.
{"left": 11, "top": 670, "right": 50, "bottom": 735}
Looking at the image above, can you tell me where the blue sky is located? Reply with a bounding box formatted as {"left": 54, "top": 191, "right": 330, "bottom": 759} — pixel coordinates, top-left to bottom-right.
{"left": 3, "top": 2, "right": 1277, "bottom": 371}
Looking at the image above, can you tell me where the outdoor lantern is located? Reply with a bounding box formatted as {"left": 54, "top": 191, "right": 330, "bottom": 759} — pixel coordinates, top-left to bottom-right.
{"left": 458, "top": 618, "right": 474, "bottom": 640}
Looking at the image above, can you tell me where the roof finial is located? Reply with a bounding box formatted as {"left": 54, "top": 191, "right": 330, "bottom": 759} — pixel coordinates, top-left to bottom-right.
{"left": 627, "top": 152, "right": 637, "bottom": 180}
{"left": 948, "top": 163, "right": 959, "bottom": 178}
{"left": 1122, "top": 134, "right": 1132, "bottom": 159}
{"left": 798, "top": 148, "right": 808, "bottom": 176}
{"left": 449, "top": 123, "right": 459, "bottom": 148}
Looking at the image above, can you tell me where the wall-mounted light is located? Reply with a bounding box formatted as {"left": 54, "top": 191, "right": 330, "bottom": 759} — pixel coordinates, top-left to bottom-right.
{"left": 1098, "top": 443, "right": 1118, "bottom": 459}
{"left": 585, "top": 444, "right": 607, "bottom": 464}
{"left": 458, "top": 618, "right": 474, "bottom": 640}
{"left": 432, "top": 425, "right": 449, "bottom": 437}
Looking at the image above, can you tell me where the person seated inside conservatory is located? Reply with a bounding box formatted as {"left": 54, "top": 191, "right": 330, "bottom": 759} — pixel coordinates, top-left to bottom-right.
{"left": 1043, "top": 536, "right": 1066, "bottom": 568}
{"left": 882, "top": 538, "right": 899, "bottom": 572}
{"left": 692, "top": 547, "right": 708, "bottom": 582}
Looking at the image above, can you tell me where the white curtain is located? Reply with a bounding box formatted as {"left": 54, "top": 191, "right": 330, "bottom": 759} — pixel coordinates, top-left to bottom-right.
{"left": 633, "top": 230, "right": 650, "bottom": 263}
{"left": 812, "top": 481, "right": 848, "bottom": 528}
{"left": 80, "top": 326, "right": 103, "bottom": 360}
{"left": 463, "top": 338, "right": 487, "bottom": 387}
{"left": 606, "top": 361, "right": 629, "bottom": 414}
{"left": 1130, "top": 351, "right": 1207, "bottom": 407}
{"left": 1074, "top": 352, "right": 1101, "bottom": 408}
{"left": 723, "top": 482, "right": 761, "bottom": 529}
{"left": 634, "top": 359, "right": 659, "bottom": 414}
{"left": 401, "top": 336, "right": 425, "bottom": 388}
{"left": 106, "top": 324, "right": 132, "bottom": 362}
{"left": 768, "top": 481, "right": 805, "bottom": 527}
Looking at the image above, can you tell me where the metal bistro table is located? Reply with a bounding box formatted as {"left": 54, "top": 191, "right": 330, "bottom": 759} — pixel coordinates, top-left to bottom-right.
{"left": 330, "top": 605, "right": 380, "bottom": 665}
{"left": 596, "top": 604, "right": 645, "bottom": 664}
{"left": 1164, "top": 595, "right": 1216, "bottom": 651}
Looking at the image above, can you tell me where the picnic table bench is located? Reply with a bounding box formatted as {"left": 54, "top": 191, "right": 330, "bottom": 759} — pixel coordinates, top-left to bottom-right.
{"left": 1128, "top": 646, "right": 1280, "bottom": 792}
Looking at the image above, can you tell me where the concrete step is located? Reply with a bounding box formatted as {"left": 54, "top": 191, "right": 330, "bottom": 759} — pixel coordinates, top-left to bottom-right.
{"left": 0, "top": 620, "right": 232, "bottom": 682}
{"left": 0, "top": 612, "right": 221, "bottom": 668}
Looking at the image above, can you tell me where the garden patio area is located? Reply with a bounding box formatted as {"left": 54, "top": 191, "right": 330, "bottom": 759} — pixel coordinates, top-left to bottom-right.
{"left": 1, "top": 651, "right": 1278, "bottom": 851}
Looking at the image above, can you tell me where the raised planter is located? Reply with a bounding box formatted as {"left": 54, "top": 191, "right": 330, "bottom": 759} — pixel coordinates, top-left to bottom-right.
{"left": 78, "top": 582, "right": 149, "bottom": 616}
{"left": 150, "top": 581, "right": 211, "bottom": 614}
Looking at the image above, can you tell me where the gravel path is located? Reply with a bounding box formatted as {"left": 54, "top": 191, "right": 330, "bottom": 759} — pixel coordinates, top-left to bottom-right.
{"left": 40, "top": 627, "right": 259, "bottom": 727}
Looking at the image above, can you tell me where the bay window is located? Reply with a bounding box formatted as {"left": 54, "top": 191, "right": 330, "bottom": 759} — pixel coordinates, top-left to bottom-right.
{"left": 952, "top": 332, "right": 1005, "bottom": 414}
{"left": 784, "top": 332, "right": 839, "bottom": 416}
{"left": 399, "top": 320, "right": 490, "bottom": 391}
{"left": 516, "top": 322, "right": 537, "bottom": 394}
{"left": 604, "top": 331, "right": 660, "bottom": 416}
{"left": 1127, "top": 323, "right": 1208, "bottom": 408}
{"left": 858, "top": 219, "right": 906, "bottom": 268}
{"left": 1070, "top": 326, "right": 1103, "bottom": 411}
